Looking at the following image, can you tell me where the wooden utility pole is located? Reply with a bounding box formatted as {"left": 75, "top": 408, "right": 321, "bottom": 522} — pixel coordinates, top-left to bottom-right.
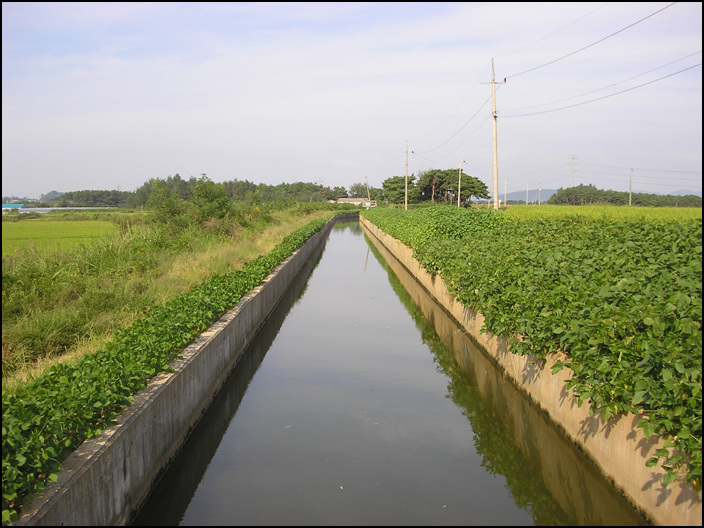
{"left": 570, "top": 155, "right": 577, "bottom": 187}
{"left": 458, "top": 155, "right": 463, "bottom": 207}
{"left": 629, "top": 168, "right": 633, "bottom": 206}
{"left": 405, "top": 140, "right": 408, "bottom": 211}
{"left": 482, "top": 59, "right": 506, "bottom": 210}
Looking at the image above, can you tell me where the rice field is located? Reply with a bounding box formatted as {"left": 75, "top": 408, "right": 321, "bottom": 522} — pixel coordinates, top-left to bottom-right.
{"left": 2, "top": 219, "right": 116, "bottom": 257}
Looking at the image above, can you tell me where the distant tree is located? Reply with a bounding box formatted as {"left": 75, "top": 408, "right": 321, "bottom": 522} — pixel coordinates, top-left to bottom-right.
{"left": 51, "top": 190, "right": 131, "bottom": 207}
{"left": 348, "top": 183, "right": 367, "bottom": 198}
{"left": 126, "top": 180, "right": 154, "bottom": 208}
{"left": 223, "top": 179, "right": 257, "bottom": 200}
{"left": 189, "top": 175, "right": 231, "bottom": 222}
{"left": 332, "top": 186, "right": 348, "bottom": 199}
{"left": 416, "top": 169, "right": 489, "bottom": 205}
{"left": 382, "top": 175, "right": 419, "bottom": 205}
{"left": 416, "top": 169, "right": 445, "bottom": 202}
{"left": 146, "top": 179, "right": 185, "bottom": 223}
{"left": 164, "top": 173, "right": 193, "bottom": 200}
{"left": 440, "top": 169, "right": 489, "bottom": 206}
{"left": 548, "top": 184, "right": 702, "bottom": 207}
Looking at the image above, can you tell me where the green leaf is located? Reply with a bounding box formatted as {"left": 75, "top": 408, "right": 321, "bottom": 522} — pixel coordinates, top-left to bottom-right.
{"left": 632, "top": 391, "right": 647, "bottom": 405}
{"left": 662, "top": 470, "right": 678, "bottom": 488}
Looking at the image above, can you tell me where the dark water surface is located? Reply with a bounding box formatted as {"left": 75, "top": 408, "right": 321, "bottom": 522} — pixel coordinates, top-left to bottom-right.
{"left": 132, "top": 221, "right": 647, "bottom": 526}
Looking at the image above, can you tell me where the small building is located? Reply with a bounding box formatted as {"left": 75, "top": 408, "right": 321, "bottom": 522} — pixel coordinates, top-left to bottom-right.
{"left": 336, "top": 198, "right": 377, "bottom": 208}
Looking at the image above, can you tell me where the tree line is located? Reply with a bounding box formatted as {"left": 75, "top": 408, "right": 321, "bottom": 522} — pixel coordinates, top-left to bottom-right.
{"left": 547, "top": 184, "right": 702, "bottom": 207}
{"left": 5, "top": 175, "right": 699, "bottom": 210}
{"left": 124, "top": 169, "right": 490, "bottom": 208}
{"left": 5, "top": 169, "right": 490, "bottom": 209}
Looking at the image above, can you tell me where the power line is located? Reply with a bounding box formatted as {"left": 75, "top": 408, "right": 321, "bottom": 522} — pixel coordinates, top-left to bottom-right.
{"left": 580, "top": 162, "right": 702, "bottom": 174}
{"left": 503, "top": 50, "right": 701, "bottom": 113}
{"left": 505, "top": 2, "right": 677, "bottom": 79}
{"left": 497, "top": 3, "right": 609, "bottom": 58}
{"left": 415, "top": 94, "right": 492, "bottom": 154}
{"left": 410, "top": 61, "right": 491, "bottom": 145}
{"left": 502, "top": 63, "right": 701, "bottom": 117}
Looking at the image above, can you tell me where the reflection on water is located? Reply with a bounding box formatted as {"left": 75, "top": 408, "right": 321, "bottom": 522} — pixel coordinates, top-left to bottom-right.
{"left": 362, "top": 226, "right": 647, "bottom": 526}
{"left": 131, "top": 228, "right": 328, "bottom": 526}
{"left": 132, "top": 220, "right": 647, "bottom": 526}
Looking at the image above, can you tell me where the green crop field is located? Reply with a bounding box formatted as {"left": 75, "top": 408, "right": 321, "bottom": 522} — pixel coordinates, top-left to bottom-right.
{"left": 2, "top": 220, "right": 115, "bottom": 257}
{"left": 504, "top": 204, "right": 702, "bottom": 221}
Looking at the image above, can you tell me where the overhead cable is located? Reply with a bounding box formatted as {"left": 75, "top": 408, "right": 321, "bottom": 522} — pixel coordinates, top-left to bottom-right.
{"left": 504, "top": 50, "right": 702, "bottom": 113}
{"left": 505, "top": 2, "right": 677, "bottom": 79}
{"left": 502, "top": 63, "right": 701, "bottom": 117}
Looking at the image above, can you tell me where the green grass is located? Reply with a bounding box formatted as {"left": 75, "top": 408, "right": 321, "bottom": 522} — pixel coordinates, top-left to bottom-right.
{"left": 2, "top": 206, "right": 337, "bottom": 382}
{"left": 2, "top": 220, "right": 116, "bottom": 257}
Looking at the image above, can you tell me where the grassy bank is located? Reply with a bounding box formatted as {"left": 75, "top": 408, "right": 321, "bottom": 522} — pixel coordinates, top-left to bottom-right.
{"left": 2, "top": 204, "right": 338, "bottom": 384}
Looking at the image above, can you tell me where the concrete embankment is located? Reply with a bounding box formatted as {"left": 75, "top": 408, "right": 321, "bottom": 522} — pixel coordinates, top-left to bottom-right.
{"left": 14, "top": 213, "right": 357, "bottom": 527}
{"left": 360, "top": 215, "right": 702, "bottom": 527}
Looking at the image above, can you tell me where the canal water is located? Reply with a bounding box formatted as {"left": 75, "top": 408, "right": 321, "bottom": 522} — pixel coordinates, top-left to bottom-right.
{"left": 132, "top": 220, "right": 647, "bottom": 526}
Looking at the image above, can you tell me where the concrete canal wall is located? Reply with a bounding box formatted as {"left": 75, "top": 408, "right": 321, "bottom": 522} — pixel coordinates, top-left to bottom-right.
{"left": 360, "top": 216, "right": 702, "bottom": 527}
{"left": 14, "top": 213, "right": 357, "bottom": 527}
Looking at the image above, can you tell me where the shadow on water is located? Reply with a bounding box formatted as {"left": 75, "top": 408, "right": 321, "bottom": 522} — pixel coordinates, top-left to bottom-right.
{"left": 130, "top": 230, "right": 329, "bottom": 526}
{"left": 362, "top": 226, "right": 648, "bottom": 526}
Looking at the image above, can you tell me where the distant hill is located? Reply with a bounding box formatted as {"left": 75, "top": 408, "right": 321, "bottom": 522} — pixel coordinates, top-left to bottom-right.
{"left": 475, "top": 189, "right": 557, "bottom": 204}
{"left": 40, "top": 190, "right": 64, "bottom": 202}
{"left": 504, "top": 189, "right": 557, "bottom": 204}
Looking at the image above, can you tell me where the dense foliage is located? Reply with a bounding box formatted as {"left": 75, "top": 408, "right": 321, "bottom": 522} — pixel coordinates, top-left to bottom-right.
{"left": 379, "top": 169, "right": 490, "bottom": 206}
{"left": 126, "top": 174, "right": 353, "bottom": 209}
{"left": 548, "top": 184, "right": 702, "bottom": 207}
{"left": 50, "top": 190, "right": 134, "bottom": 208}
{"left": 3, "top": 175, "right": 359, "bottom": 209}
{"left": 361, "top": 205, "right": 702, "bottom": 490}
{"left": 1, "top": 213, "right": 336, "bottom": 524}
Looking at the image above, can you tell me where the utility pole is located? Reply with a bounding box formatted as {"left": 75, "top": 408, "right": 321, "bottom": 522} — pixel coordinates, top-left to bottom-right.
{"left": 405, "top": 140, "right": 408, "bottom": 211}
{"left": 629, "top": 168, "right": 633, "bottom": 206}
{"left": 458, "top": 154, "right": 463, "bottom": 207}
{"left": 569, "top": 155, "right": 577, "bottom": 187}
{"left": 538, "top": 180, "right": 542, "bottom": 206}
{"left": 482, "top": 58, "right": 506, "bottom": 210}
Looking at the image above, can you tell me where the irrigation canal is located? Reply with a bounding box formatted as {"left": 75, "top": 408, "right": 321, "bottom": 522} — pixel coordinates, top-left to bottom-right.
{"left": 132, "top": 220, "right": 647, "bottom": 526}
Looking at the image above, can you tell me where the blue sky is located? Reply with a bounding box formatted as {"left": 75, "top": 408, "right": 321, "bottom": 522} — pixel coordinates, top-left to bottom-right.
{"left": 2, "top": 2, "right": 702, "bottom": 199}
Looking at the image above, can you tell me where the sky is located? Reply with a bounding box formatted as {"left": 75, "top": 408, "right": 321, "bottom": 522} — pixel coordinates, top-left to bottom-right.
{"left": 2, "top": 2, "right": 702, "bottom": 200}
